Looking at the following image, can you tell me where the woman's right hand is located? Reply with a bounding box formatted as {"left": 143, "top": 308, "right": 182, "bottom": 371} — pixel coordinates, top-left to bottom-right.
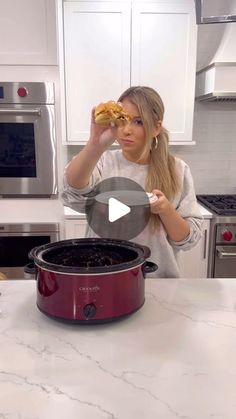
{"left": 88, "top": 108, "right": 118, "bottom": 150}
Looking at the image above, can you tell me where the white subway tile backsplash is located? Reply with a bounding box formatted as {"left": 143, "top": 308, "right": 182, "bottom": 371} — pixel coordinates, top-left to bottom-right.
{"left": 171, "top": 101, "right": 236, "bottom": 194}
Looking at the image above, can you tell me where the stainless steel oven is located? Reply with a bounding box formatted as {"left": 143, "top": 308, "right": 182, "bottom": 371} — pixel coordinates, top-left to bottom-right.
{"left": 0, "top": 223, "right": 60, "bottom": 279}
{"left": 197, "top": 195, "right": 236, "bottom": 278}
{"left": 214, "top": 225, "right": 236, "bottom": 277}
{"left": 0, "top": 82, "right": 57, "bottom": 197}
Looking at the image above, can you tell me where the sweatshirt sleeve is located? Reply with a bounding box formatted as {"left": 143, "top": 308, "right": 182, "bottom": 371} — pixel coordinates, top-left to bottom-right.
{"left": 168, "top": 162, "right": 203, "bottom": 251}
{"left": 61, "top": 154, "right": 104, "bottom": 213}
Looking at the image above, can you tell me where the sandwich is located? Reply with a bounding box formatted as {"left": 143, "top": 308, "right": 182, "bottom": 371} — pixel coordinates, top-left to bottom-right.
{"left": 94, "top": 101, "right": 131, "bottom": 127}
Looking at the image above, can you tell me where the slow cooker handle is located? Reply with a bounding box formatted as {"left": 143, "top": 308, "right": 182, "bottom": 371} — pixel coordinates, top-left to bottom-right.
{"left": 28, "top": 245, "right": 40, "bottom": 260}
{"left": 24, "top": 246, "right": 40, "bottom": 276}
{"left": 141, "top": 245, "right": 151, "bottom": 259}
{"left": 24, "top": 262, "right": 36, "bottom": 275}
{"left": 143, "top": 261, "right": 158, "bottom": 274}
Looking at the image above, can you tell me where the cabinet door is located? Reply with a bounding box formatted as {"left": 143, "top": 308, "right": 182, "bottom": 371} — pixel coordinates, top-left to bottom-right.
{"left": 178, "top": 220, "right": 210, "bottom": 278}
{"left": 65, "top": 219, "right": 87, "bottom": 239}
{"left": 131, "top": 1, "right": 197, "bottom": 143}
{"left": 63, "top": 1, "right": 131, "bottom": 143}
{"left": 0, "top": 0, "right": 57, "bottom": 65}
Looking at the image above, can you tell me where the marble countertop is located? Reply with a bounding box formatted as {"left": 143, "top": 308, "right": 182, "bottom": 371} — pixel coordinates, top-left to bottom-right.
{"left": 1, "top": 278, "right": 236, "bottom": 419}
{"left": 64, "top": 203, "right": 213, "bottom": 219}
{"left": 0, "top": 201, "right": 211, "bottom": 223}
{"left": 0, "top": 199, "right": 64, "bottom": 223}
{"left": 64, "top": 205, "right": 86, "bottom": 219}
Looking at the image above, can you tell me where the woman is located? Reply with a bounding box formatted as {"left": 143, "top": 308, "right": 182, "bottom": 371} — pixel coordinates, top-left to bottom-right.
{"left": 62, "top": 86, "right": 203, "bottom": 277}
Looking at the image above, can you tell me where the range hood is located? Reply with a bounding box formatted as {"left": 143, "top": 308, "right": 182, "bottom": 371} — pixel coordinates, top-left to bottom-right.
{"left": 195, "top": 0, "right": 236, "bottom": 24}
{"left": 195, "top": 62, "right": 236, "bottom": 102}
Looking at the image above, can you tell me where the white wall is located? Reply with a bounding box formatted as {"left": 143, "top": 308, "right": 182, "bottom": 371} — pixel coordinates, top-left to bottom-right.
{"left": 171, "top": 101, "right": 236, "bottom": 194}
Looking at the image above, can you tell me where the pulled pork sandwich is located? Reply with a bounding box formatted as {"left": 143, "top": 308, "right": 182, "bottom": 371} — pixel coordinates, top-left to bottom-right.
{"left": 94, "top": 101, "right": 131, "bottom": 127}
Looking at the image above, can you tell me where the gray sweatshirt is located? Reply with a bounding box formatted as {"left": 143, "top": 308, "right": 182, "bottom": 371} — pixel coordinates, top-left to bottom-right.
{"left": 62, "top": 150, "right": 203, "bottom": 278}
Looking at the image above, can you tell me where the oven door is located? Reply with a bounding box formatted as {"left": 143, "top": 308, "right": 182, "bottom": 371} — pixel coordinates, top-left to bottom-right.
{"left": 214, "top": 245, "right": 236, "bottom": 278}
{"left": 0, "top": 225, "right": 59, "bottom": 279}
{"left": 0, "top": 104, "right": 57, "bottom": 196}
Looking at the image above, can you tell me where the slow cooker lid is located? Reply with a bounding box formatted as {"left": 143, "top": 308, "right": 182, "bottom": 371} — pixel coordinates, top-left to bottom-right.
{"left": 32, "top": 238, "right": 150, "bottom": 274}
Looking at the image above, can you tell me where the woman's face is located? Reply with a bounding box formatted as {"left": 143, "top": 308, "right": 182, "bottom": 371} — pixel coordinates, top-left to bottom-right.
{"left": 116, "top": 99, "right": 159, "bottom": 163}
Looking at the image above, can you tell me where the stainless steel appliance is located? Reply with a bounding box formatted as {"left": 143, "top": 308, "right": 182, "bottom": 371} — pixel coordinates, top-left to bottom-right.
{"left": 195, "top": 0, "right": 236, "bottom": 25}
{"left": 0, "top": 82, "right": 57, "bottom": 197}
{"left": 0, "top": 223, "right": 59, "bottom": 279}
{"left": 197, "top": 195, "right": 236, "bottom": 278}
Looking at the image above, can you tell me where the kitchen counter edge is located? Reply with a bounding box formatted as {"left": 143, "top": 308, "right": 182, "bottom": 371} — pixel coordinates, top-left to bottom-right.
{"left": 64, "top": 203, "right": 213, "bottom": 219}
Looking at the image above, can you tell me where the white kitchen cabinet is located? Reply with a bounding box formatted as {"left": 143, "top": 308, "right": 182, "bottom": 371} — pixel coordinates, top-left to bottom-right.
{"left": 178, "top": 219, "right": 210, "bottom": 278}
{"left": 132, "top": 2, "right": 197, "bottom": 143}
{"left": 65, "top": 219, "right": 87, "bottom": 239}
{"left": 0, "top": 0, "right": 57, "bottom": 65}
{"left": 63, "top": 1, "right": 131, "bottom": 143}
{"left": 62, "top": 0, "right": 197, "bottom": 144}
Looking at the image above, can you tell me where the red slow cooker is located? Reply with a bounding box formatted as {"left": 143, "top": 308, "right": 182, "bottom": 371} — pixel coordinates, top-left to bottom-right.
{"left": 28, "top": 238, "right": 158, "bottom": 324}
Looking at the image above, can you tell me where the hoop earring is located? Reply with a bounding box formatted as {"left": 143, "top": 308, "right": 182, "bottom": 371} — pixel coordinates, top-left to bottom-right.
{"left": 154, "top": 136, "right": 158, "bottom": 149}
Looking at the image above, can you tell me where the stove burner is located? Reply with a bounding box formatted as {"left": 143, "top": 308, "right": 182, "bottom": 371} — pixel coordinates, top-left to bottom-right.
{"left": 197, "top": 194, "right": 236, "bottom": 215}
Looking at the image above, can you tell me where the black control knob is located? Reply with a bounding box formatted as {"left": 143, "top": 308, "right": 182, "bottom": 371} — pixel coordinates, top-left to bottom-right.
{"left": 83, "top": 303, "right": 97, "bottom": 319}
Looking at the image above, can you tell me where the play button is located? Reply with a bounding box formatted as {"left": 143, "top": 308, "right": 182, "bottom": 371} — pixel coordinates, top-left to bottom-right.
{"left": 84, "top": 177, "right": 152, "bottom": 241}
{"left": 108, "top": 197, "right": 131, "bottom": 222}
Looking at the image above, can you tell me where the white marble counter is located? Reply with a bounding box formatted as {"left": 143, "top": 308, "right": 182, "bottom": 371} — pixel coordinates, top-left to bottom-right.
{"left": 0, "top": 199, "right": 64, "bottom": 223}
{"left": 64, "top": 205, "right": 86, "bottom": 219}
{"left": 197, "top": 203, "right": 213, "bottom": 219}
{"left": 64, "top": 203, "right": 213, "bottom": 220}
{"left": 0, "top": 199, "right": 212, "bottom": 224}
{"left": 1, "top": 278, "right": 236, "bottom": 419}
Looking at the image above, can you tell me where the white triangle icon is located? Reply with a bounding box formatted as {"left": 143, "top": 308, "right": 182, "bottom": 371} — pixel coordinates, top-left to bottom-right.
{"left": 108, "top": 197, "right": 131, "bottom": 222}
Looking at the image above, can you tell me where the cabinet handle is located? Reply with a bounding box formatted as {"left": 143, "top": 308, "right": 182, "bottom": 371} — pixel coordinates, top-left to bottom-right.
{"left": 203, "top": 229, "right": 207, "bottom": 259}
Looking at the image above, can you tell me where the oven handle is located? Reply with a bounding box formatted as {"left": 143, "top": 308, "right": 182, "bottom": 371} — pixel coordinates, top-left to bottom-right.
{"left": 0, "top": 108, "right": 41, "bottom": 116}
{"left": 217, "top": 248, "right": 236, "bottom": 259}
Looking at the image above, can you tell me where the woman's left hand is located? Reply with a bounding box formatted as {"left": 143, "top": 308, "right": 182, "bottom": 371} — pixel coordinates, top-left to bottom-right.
{"left": 150, "top": 189, "right": 190, "bottom": 241}
{"left": 150, "top": 189, "right": 172, "bottom": 215}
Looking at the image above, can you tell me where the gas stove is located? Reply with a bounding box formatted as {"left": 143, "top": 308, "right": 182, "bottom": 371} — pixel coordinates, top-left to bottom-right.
{"left": 197, "top": 194, "right": 236, "bottom": 216}
{"left": 197, "top": 194, "right": 236, "bottom": 278}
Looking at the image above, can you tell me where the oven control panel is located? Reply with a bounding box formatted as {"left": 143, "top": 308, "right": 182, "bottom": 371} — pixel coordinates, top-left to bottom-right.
{"left": 216, "top": 224, "right": 236, "bottom": 244}
{"left": 0, "top": 81, "right": 54, "bottom": 104}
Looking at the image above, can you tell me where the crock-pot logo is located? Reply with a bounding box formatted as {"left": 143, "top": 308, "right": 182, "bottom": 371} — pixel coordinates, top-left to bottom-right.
{"left": 79, "top": 285, "right": 100, "bottom": 293}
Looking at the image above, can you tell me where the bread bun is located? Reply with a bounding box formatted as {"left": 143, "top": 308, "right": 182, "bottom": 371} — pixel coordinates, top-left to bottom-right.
{"left": 95, "top": 101, "right": 131, "bottom": 127}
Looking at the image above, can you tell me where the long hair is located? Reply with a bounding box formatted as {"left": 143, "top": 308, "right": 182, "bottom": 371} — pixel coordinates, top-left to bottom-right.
{"left": 118, "top": 86, "right": 180, "bottom": 229}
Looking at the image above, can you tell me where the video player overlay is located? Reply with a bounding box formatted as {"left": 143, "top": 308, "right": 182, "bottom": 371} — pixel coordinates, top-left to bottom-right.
{"left": 84, "top": 177, "right": 152, "bottom": 241}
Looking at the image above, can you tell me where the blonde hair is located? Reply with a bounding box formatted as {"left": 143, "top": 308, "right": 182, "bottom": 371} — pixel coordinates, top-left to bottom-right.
{"left": 118, "top": 86, "right": 180, "bottom": 229}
